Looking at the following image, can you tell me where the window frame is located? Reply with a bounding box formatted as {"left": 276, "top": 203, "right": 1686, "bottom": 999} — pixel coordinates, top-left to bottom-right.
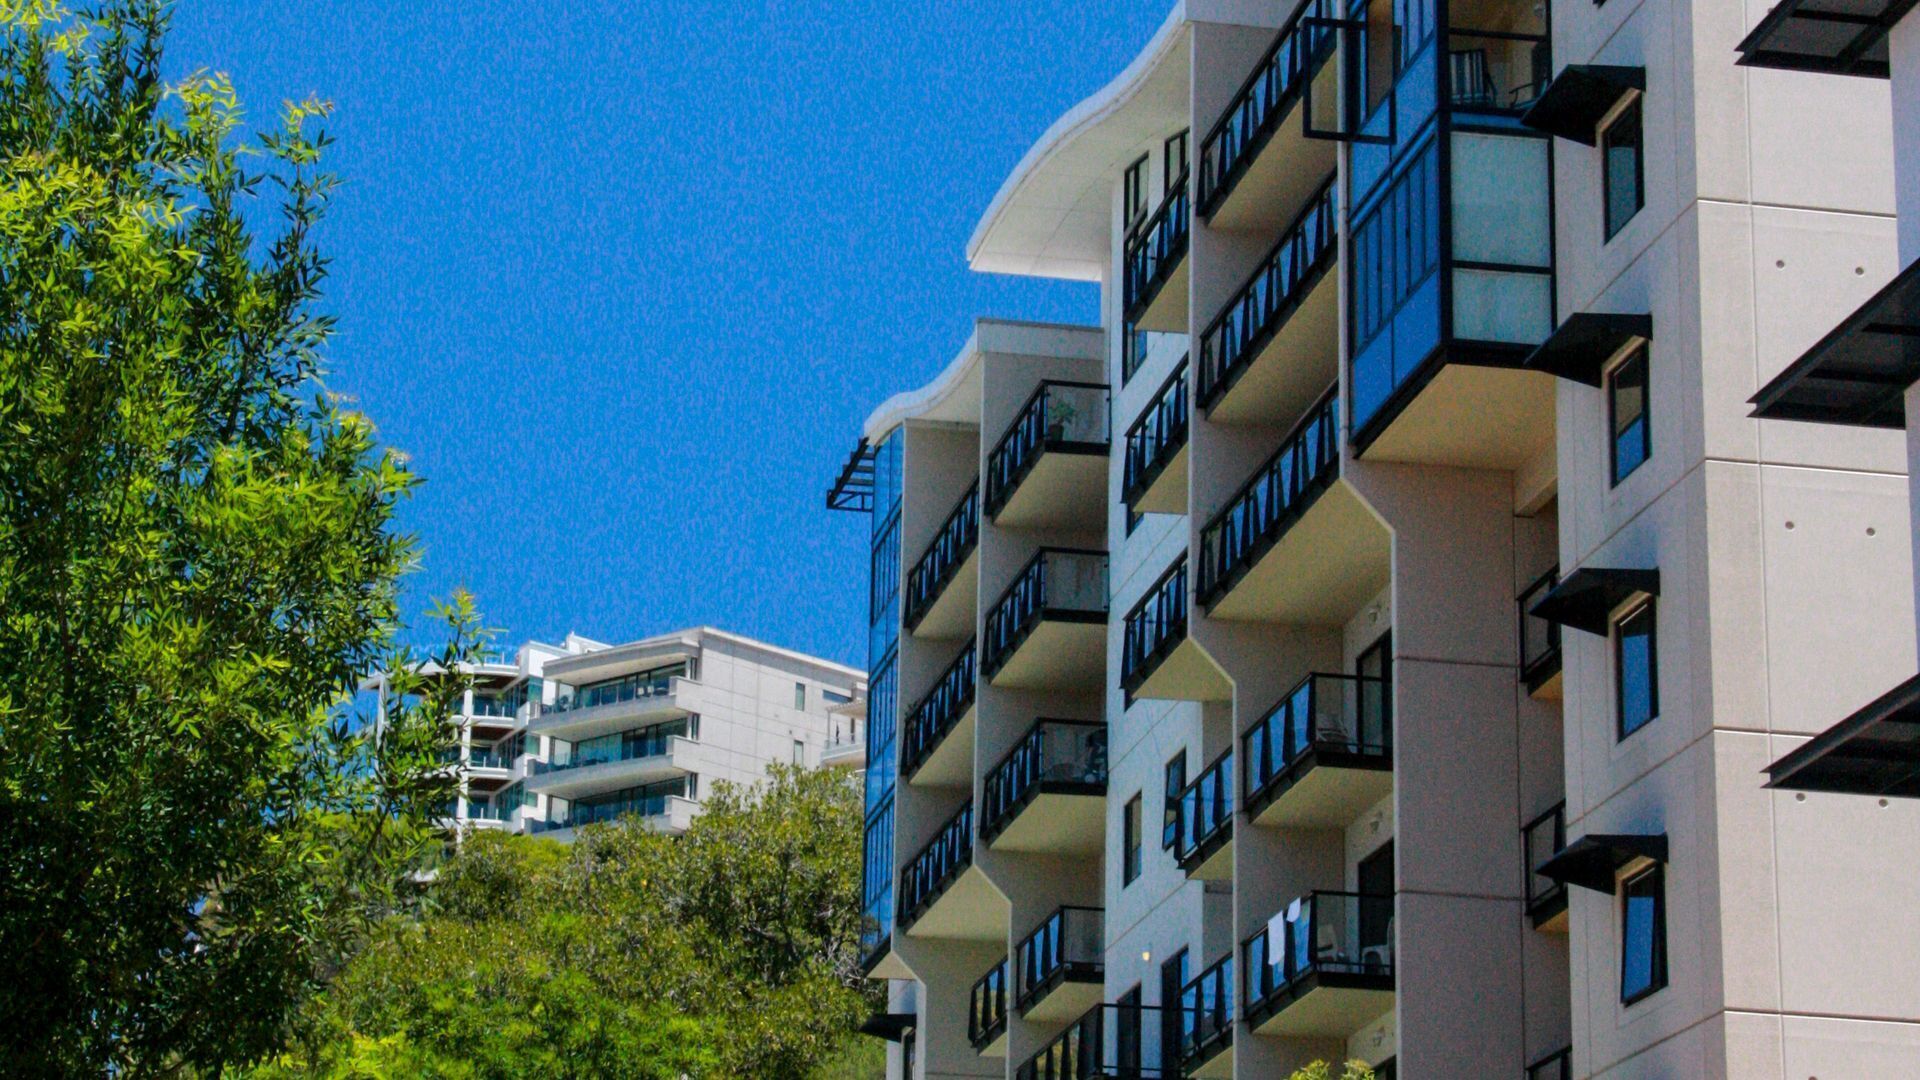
{"left": 1123, "top": 154, "right": 1150, "bottom": 232}
{"left": 1613, "top": 598, "right": 1659, "bottom": 741}
{"left": 1162, "top": 750, "right": 1188, "bottom": 851}
{"left": 1123, "top": 793, "right": 1143, "bottom": 885}
{"left": 1607, "top": 343, "right": 1651, "bottom": 486}
{"left": 1163, "top": 129, "right": 1190, "bottom": 182}
{"left": 1619, "top": 863, "right": 1668, "bottom": 1005}
{"left": 1601, "top": 96, "right": 1645, "bottom": 242}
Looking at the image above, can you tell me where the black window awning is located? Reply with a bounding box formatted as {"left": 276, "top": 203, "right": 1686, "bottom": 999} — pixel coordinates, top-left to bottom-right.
{"left": 1537, "top": 833, "right": 1668, "bottom": 893}
{"left": 1767, "top": 671, "right": 1920, "bottom": 796}
{"left": 858, "top": 1012, "right": 916, "bottom": 1042}
{"left": 1524, "top": 313, "right": 1654, "bottom": 386}
{"left": 1735, "top": 0, "right": 1918, "bottom": 78}
{"left": 1520, "top": 66, "right": 1646, "bottom": 145}
{"left": 1527, "top": 567, "right": 1659, "bottom": 636}
{"left": 1749, "top": 257, "right": 1920, "bottom": 430}
{"left": 826, "top": 438, "right": 877, "bottom": 512}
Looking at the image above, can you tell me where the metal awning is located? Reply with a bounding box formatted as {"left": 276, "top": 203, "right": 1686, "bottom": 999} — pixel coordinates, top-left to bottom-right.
{"left": 1537, "top": 833, "right": 1668, "bottom": 893}
{"left": 826, "top": 438, "right": 877, "bottom": 512}
{"left": 1749, "top": 257, "right": 1920, "bottom": 429}
{"left": 1735, "top": 0, "right": 1918, "bottom": 78}
{"left": 1520, "top": 66, "right": 1645, "bottom": 145}
{"left": 1527, "top": 568, "right": 1660, "bottom": 636}
{"left": 1524, "top": 313, "right": 1654, "bottom": 386}
{"left": 1767, "top": 672, "right": 1920, "bottom": 796}
{"left": 858, "top": 1012, "right": 916, "bottom": 1042}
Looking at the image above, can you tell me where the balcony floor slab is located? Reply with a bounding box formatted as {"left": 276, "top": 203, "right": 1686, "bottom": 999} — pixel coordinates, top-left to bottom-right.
{"left": 1251, "top": 761, "right": 1393, "bottom": 830}
{"left": 993, "top": 452, "right": 1106, "bottom": 531}
{"left": 989, "top": 790, "right": 1104, "bottom": 856}
{"left": 904, "top": 866, "right": 1004, "bottom": 942}
{"left": 1208, "top": 483, "right": 1389, "bottom": 626}
{"left": 990, "top": 620, "right": 1105, "bottom": 691}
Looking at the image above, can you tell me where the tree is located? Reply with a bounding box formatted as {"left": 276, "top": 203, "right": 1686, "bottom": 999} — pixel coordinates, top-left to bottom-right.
{"left": 1288, "top": 1061, "right": 1378, "bottom": 1080}
{"left": 0, "top": 2, "right": 472, "bottom": 1073}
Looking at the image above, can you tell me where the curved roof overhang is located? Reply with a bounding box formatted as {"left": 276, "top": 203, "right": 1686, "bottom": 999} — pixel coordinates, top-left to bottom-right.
{"left": 861, "top": 330, "right": 987, "bottom": 443}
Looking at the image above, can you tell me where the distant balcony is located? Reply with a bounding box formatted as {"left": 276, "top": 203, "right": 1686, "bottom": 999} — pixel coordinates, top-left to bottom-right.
{"left": 524, "top": 718, "right": 698, "bottom": 799}
{"left": 821, "top": 716, "right": 865, "bottom": 768}
{"left": 982, "top": 549, "right": 1109, "bottom": 691}
{"left": 1244, "top": 891, "right": 1395, "bottom": 1037}
{"left": 970, "top": 958, "right": 1010, "bottom": 1056}
{"left": 1196, "top": 0, "right": 1337, "bottom": 230}
{"left": 1197, "top": 177, "right": 1338, "bottom": 425}
{"left": 529, "top": 792, "right": 699, "bottom": 839}
{"left": 463, "top": 694, "right": 521, "bottom": 723}
{"left": 904, "top": 480, "right": 981, "bottom": 638}
{"left": 1175, "top": 749, "right": 1233, "bottom": 880}
{"left": 981, "top": 719, "right": 1107, "bottom": 854}
{"left": 1121, "top": 556, "right": 1229, "bottom": 703}
{"left": 1122, "top": 359, "right": 1190, "bottom": 515}
{"left": 1197, "top": 389, "right": 1341, "bottom": 614}
{"left": 1244, "top": 673, "right": 1392, "bottom": 828}
{"left": 1015, "top": 906, "right": 1104, "bottom": 1022}
{"left": 899, "top": 801, "right": 995, "bottom": 939}
{"left": 1016, "top": 1002, "right": 1174, "bottom": 1080}
{"left": 1178, "top": 952, "right": 1234, "bottom": 1078}
{"left": 900, "top": 640, "right": 977, "bottom": 786}
{"left": 1518, "top": 567, "right": 1563, "bottom": 699}
{"left": 532, "top": 669, "right": 691, "bottom": 740}
{"left": 985, "top": 382, "right": 1110, "bottom": 530}
{"left": 1124, "top": 171, "right": 1190, "bottom": 332}
{"left": 1523, "top": 802, "right": 1568, "bottom": 931}
{"left": 1527, "top": 1047, "right": 1572, "bottom": 1080}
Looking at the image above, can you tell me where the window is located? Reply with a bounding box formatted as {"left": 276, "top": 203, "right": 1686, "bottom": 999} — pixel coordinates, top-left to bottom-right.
{"left": 1162, "top": 751, "right": 1188, "bottom": 850}
{"left": 1615, "top": 600, "right": 1658, "bottom": 740}
{"left": 792, "top": 739, "right": 805, "bottom": 765}
{"left": 1362, "top": 0, "right": 1400, "bottom": 115}
{"left": 1602, "top": 98, "right": 1644, "bottom": 240}
{"left": 1164, "top": 129, "right": 1190, "bottom": 182}
{"left": 794, "top": 681, "right": 807, "bottom": 710}
{"left": 823, "top": 688, "right": 853, "bottom": 705}
{"left": 1351, "top": 141, "right": 1440, "bottom": 354}
{"left": 1620, "top": 864, "right": 1667, "bottom": 1004}
{"left": 1123, "top": 794, "right": 1143, "bottom": 885}
{"left": 1608, "top": 345, "right": 1650, "bottom": 485}
{"left": 1115, "top": 985, "right": 1144, "bottom": 1072}
{"left": 1123, "top": 154, "right": 1149, "bottom": 231}
{"left": 1158, "top": 949, "right": 1189, "bottom": 1061}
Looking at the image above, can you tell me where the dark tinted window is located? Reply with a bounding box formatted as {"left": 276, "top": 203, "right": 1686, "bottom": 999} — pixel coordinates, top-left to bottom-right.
{"left": 1609, "top": 345, "right": 1650, "bottom": 484}
{"left": 1621, "top": 864, "right": 1667, "bottom": 1003}
{"left": 1603, "top": 99, "right": 1644, "bottom": 240}
{"left": 1615, "top": 601, "right": 1658, "bottom": 739}
{"left": 1123, "top": 794, "right": 1143, "bottom": 885}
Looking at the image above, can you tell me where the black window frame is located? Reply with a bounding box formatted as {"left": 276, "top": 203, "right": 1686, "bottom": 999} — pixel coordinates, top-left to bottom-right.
{"left": 1614, "top": 599, "right": 1659, "bottom": 741}
{"left": 1608, "top": 343, "right": 1651, "bottom": 486}
{"left": 1123, "top": 154, "right": 1150, "bottom": 232}
{"left": 1162, "top": 750, "right": 1188, "bottom": 850}
{"left": 1601, "top": 97, "right": 1645, "bottom": 242}
{"left": 1619, "top": 863, "right": 1668, "bottom": 1005}
{"left": 1123, "top": 793, "right": 1143, "bottom": 885}
{"left": 1164, "top": 129, "right": 1190, "bottom": 183}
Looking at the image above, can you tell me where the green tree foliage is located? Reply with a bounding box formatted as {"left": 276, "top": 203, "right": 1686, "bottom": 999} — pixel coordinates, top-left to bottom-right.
{"left": 0, "top": 1, "right": 474, "bottom": 1073}
{"left": 265, "top": 767, "right": 876, "bottom": 1079}
{"left": 1289, "top": 1061, "right": 1378, "bottom": 1080}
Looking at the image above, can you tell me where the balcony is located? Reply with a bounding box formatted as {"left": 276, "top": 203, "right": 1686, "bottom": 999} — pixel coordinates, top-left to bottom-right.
{"left": 1197, "top": 177, "right": 1338, "bottom": 425}
{"left": 531, "top": 670, "right": 692, "bottom": 741}
{"left": 1527, "top": 1047, "right": 1572, "bottom": 1080}
{"left": 898, "top": 801, "right": 998, "bottom": 939}
{"left": 985, "top": 382, "right": 1110, "bottom": 530}
{"left": 821, "top": 716, "right": 865, "bottom": 768}
{"left": 1244, "top": 673, "right": 1392, "bottom": 828}
{"left": 1199, "top": 389, "right": 1388, "bottom": 625}
{"left": 1016, "top": 1002, "right": 1174, "bottom": 1080}
{"left": 529, "top": 792, "right": 699, "bottom": 840}
{"left": 1523, "top": 802, "right": 1568, "bottom": 931}
{"left": 1122, "top": 359, "right": 1190, "bottom": 515}
{"left": 1122, "top": 556, "right": 1230, "bottom": 703}
{"left": 970, "top": 958, "right": 1010, "bottom": 1056}
{"left": 983, "top": 549, "right": 1109, "bottom": 691}
{"left": 1124, "top": 171, "right": 1190, "bottom": 332}
{"left": 1244, "top": 891, "right": 1395, "bottom": 1037}
{"left": 1518, "top": 567, "right": 1562, "bottom": 699}
{"left": 901, "top": 640, "right": 977, "bottom": 787}
{"left": 524, "top": 718, "right": 698, "bottom": 800}
{"left": 981, "top": 719, "right": 1107, "bottom": 854}
{"left": 1196, "top": 0, "right": 1337, "bottom": 231}
{"left": 1175, "top": 749, "right": 1233, "bottom": 881}
{"left": 1178, "top": 952, "right": 1234, "bottom": 1078}
{"left": 904, "top": 480, "right": 980, "bottom": 639}
{"left": 1014, "top": 906, "right": 1104, "bottom": 1022}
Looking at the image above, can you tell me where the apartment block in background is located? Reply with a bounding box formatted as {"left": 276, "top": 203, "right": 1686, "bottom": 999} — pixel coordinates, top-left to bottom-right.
{"left": 832, "top": 0, "right": 1920, "bottom": 1076}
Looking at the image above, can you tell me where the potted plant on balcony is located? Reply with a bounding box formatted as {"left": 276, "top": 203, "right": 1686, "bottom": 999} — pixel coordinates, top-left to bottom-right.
{"left": 1045, "top": 395, "right": 1079, "bottom": 443}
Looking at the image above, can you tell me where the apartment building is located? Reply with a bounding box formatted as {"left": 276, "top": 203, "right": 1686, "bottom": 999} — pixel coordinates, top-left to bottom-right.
{"left": 369, "top": 627, "right": 863, "bottom": 840}
{"left": 830, "top": 1, "right": 1920, "bottom": 1077}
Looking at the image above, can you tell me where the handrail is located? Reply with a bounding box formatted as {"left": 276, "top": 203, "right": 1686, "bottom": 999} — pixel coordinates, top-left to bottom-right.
{"left": 1244, "top": 890, "right": 1395, "bottom": 1017}
{"left": 1197, "top": 176, "right": 1337, "bottom": 410}
{"left": 904, "top": 480, "right": 981, "bottom": 631}
{"left": 982, "top": 719, "right": 1108, "bottom": 843}
{"left": 1178, "top": 952, "right": 1234, "bottom": 1067}
{"left": 1121, "top": 556, "right": 1189, "bottom": 694}
{"left": 1014, "top": 905, "right": 1105, "bottom": 1011}
{"left": 985, "top": 381, "right": 1111, "bottom": 519}
{"left": 981, "top": 549, "right": 1109, "bottom": 680}
{"left": 1124, "top": 169, "right": 1191, "bottom": 319}
{"left": 1175, "top": 748, "right": 1234, "bottom": 868}
{"left": 969, "top": 958, "right": 1009, "bottom": 1050}
{"left": 1197, "top": 387, "right": 1339, "bottom": 605}
{"left": 900, "top": 640, "right": 977, "bottom": 778}
{"left": 898, "top": 800, "right": 974, "bottom": 927}
{"left": 1196, "top": 0, "right": 1338, "bottom": 215}
{"left": 1518, "top": 565, "right": 1562, "bottom": 686}
{"left": 1122, "top": 357, "right": 1190, "bottom": 508}
{"left": 1243, "top": 672, "right": 1390, "bottom": 806}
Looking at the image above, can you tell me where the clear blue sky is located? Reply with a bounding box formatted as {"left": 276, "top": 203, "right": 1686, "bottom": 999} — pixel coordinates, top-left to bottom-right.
{"left": 164, "top": 3, "right": 1167, "bottom": 668}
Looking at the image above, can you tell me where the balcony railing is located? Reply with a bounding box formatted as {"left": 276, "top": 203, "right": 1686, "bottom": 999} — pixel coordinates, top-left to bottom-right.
{"left": 970, "top": 958, "right": 1010, "bottom": 1051}
{"left": 466, "top": 800, "right": 514, "bottom": 822}
{"left": 1244, "top": 891, "right": 1396, "bottom": 1026}
{"left": 1518, "top": 566, "right": 1562, "bottom": 692}
{"left": 904, "top": 480, "right": 981, "bottom": 632}
{"left": 543, "top": 666, "right": 684, "bottom": 716}
{"left": 900, "top": 639, "right": 977, "bottom": 779}
{"left": 1448, "top": 29, "right": 1551, "bottom": 114}
{"left": 1121, "top": 556, "right": 1189, "bottom": 695}
{"left": 531, "top": 789, "right": 686, "bottom": 833}
{"left": 984, "top": 382, "right": 1111, "bottom": 520}
{"left": 1527, "top": 1047, "right": 1572, "bottom": 1080}
{"left": 468, "top": 747, "right": 513, "bottom": 770}
{"left": 1178, "top": 952, "right": 1234, "bottom": 1071}
{"left": 466, "top": 695, "right": 520, "bottom": 720}
{"left": 981, "top": 720, "right": 1108, "bottom": 845}
{"left": 1122, "top": 358, "right": 1190, "bottom": 509}
{"left": 1522, "top": 802, "right": 1567, "bottom": 927}
{"left": 1197, "top": 176, "right": 1338, "bottom": 410}
{"left": 1123, "top": 170, "right": 1191, "bottom": 321}
{"left": 1196, "top": 0, "right": 1336, "bottom": 215}
{"left": 1197, "top": 388, "right": 1339, "bottom": 606}
{"left": 982, "top": 549, "right": 1109, "bottom": 681}
{"left": 543, "top": 717, "right": 696, "bottom": 774}
{"left": 1015, "top": 906, "right": 1104, "bottom": 1013}
{"left": 1175, "top": 749, "right": 1233, "bottom": 873}
{"left": 1016, "top": 1002, "right": 1173, "bottom": 1080}
{"left": 1244, "top": 673, "right": 1391, "bottom": 813}
{"left": 898, "top": 800, "right": 974, "bottom": 929}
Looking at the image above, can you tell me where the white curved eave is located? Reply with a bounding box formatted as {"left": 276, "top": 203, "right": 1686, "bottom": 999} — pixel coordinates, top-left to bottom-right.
{"left": 966, "top": 4, "right": 1192, "bottom": 281}
{"left": 861, "top": 329, "right": 985, "bottom": 444}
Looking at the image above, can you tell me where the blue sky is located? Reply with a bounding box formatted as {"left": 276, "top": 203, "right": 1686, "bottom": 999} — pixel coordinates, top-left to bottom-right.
{"left": 164, "top": 3, "right": 1167, "bottom": 668}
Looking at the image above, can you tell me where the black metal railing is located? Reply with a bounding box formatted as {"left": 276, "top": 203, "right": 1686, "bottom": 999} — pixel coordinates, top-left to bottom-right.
{"left": 969, "top": 958, "right": 1009, "bottom": 1051}
{"left": 985, "top": 381, "right": 1111, "bottom": 520}
{"left": 1178, "top": 952, "right": 1234, "bottom": 1070}
{"left": 1175, "top": 749, "right": 1234, "bottom": 872}
{"left": 898, "top": 801, "right": 974, "bottom": 929}
{"left": 1198, "top": 176, "right": 1337, "bottom": 410}
{"left": 1197, "top": 388, "right": 1340, "bottom": 606}
{"left": 982, "top": 549, "right": 1109, "bottom": 681}
{"left": 1016, "top": 1002, "right": 1173, "bottom": 1080}
{"left": 1244, "top": 673, "right": 1390, "bottom": 812}
{"left": 1124, "top": 170, "right": 1191, "bottom": 320}
{"left": 1522, "top": 801, "right": 1567, "bottom": 925}
{"left": 1197, "top": 0, "right": 1337, "bottom": 215}
{"left": 1526, "top": 1047, "right": 1572, "bottom": 1080}
{"left": 904, "top": 480, "right": 981, "bottom": 631}
{"left": 982, "top": 720, "right": 1108, "bottom": 844}
{"left": 1123, "top": 358, "right": 1190, "bottom": 509}
{"left": 1015, "top": 906, "right": 1105, "bottom": 1013}
{"left": 1518, "top": 566, "right": 1562, "bottom": 692}
{"left": 900, "top": 640, "right": 977, "bottom": 780}
{"left": 1121, "top": 556, "right": 1190, "bottom": 695}
{"left": 1245, "top": 891, "right": 1396, "bottom": 1025}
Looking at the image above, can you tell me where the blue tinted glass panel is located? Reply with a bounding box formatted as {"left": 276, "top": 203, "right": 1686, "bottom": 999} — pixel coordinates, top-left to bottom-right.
{"left": 1621, "top": 866, "right": 1666, "bottom": 1002}
{"left": 1615, "top": 602, "right": 1657, "bottom": 739}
